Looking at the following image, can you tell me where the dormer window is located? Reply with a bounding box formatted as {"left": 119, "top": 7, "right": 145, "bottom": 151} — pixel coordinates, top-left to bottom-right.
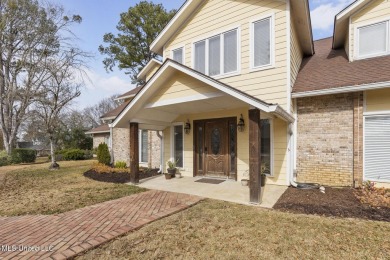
{"left": 193, "top": 28, "right": 239, "bottom": 77}
{"left": 357, "top": 21, "right": 389, "bottom": 59}
{"left": 172, "top": 47, "right": 184, "bottom": 64}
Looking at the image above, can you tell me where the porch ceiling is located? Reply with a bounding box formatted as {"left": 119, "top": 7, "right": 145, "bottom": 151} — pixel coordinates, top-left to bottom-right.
{"left": 134, "top": 95, "right": 250, "bottom": 130}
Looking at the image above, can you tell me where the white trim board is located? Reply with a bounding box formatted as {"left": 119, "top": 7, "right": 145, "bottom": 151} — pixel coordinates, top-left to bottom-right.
{"left": 137, "top": 58, "right": 163, "bottom": 81}
{"left": 292, "top": 81, "right": 390, "bottom": 98}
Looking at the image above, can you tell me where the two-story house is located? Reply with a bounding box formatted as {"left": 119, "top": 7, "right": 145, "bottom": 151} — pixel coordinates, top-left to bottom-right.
{"left": 107, "top": 0, "right": 390, "bottom": 204}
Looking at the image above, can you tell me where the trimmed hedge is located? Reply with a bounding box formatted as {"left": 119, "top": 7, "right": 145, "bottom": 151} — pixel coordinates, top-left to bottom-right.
{"left": 49, "top": 149, "right": 94, "bottom": 161}
{"left": 0, "top": 150, "right": 11, "bottom": 166}
{"left": 97, "top": 143, "right": 111, "bottom": 165}
{"left": 11, "top": 149, "right": 36, "bottom": 164}
{"left": 62, "top": 149, "right": 85, "bottom": 161}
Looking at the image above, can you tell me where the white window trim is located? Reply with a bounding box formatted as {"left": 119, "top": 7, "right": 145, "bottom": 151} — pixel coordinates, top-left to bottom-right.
{"left": 191, "top": 26, "right": 241, "bottom": 78}
{"left": 171, "top": 45, "right": 185, "bottom": 64}
{"left": 170, "top": 122, "right": 185, "bottom": 170}
{"left": 139, "top": 129, "right": 148, "bottom": 163}
{"left": 354, "top": 17, "right": 390, "bottom": 60}
{"left": 249, "top": 13, "right": 275, "bottom": 72}
{"left": 363, "top": 113, "right": 390, "bottom": 183}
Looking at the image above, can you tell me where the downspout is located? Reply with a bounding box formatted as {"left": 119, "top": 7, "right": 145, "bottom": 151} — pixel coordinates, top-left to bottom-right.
{"left": 156, "top": 131, "right": 163, "bottom": 173}
{"left": 109, "top": 126, "right": 114, "bottom": 164}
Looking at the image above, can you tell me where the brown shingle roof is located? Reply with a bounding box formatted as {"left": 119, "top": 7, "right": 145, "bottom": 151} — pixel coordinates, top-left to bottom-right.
{"left": 116, "top": 87, "right": 142, "bottom": 99}
{"left": 100, "top": 101, "right": 130, "bottom": 119}
{"left": 85, "top": 125, "right": 110, "bottom": 134}
{"left": 293, "top": 37, "right": 390, "bottom": 93}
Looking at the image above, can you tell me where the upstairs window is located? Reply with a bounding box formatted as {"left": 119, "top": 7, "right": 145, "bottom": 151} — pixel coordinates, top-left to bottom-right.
{"left": 172, "top": 47, "right": 184, "bottom": 64}
{"left": 251, "top": 15, "right": 274, "bottom": 69}
{"left": 194, "top": 28, "right": 239, "bottom": 76}
{"left": 357, "top": 21, "right": 389, "bottom": 59}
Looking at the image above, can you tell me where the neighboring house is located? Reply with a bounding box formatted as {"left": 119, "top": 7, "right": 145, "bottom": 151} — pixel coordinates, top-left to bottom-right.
{"left": 86, "top": 87, "right": 161, "bottom": 169}
{"left": 104, "top": 0, "right": 389, "bottom": 203}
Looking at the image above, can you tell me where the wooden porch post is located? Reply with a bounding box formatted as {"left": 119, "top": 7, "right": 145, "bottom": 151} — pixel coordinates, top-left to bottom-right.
{"left": 130, "top": 122, "right": 139, "bottom": 184}
{"left": 249, "top": 109, "right": 261, "bottom": 204}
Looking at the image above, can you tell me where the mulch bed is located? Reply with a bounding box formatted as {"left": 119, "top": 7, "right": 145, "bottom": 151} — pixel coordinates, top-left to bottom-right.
{"left": 83, "top": 168, "right": 161, "bottom": 184}
{"left": 273, "top": 187, "right": 390, "bottom": 222}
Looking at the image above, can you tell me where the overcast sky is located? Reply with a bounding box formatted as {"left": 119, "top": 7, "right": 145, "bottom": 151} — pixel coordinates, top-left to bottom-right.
{"left": 56, "top": 0, "right": 354, "bottom": 110}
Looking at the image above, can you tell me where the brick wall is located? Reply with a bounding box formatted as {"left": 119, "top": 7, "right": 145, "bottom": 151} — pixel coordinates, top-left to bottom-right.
{"left": 92, "top": 134, "right": 107, "bottom": 148}
{"left": 296, "top": 94, "right": 354, "bottom": 186}
{"left": 112, "top": 127, "right": 161, "bottom": 169}
{"left": 112, "top": 127, "right": 131, "bottom": 166}
{"left": 353, "top": 92, "right": 363, "bottom": 187}
{"left": 149, "top": 131, "right": 161, "bottom": 169}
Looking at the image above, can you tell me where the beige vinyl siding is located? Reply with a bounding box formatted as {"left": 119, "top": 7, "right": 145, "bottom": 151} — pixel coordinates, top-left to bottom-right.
{"left": 365, "top": 88, "right": 390, "bottom": 112}
{"left": 350, "top": 0, "right": 390, "bottom": 60}
{"left": 164, "top": 0, "right": 288, "bottom": 109}
{"left": 162, "top": 109, "right": 288, "bottom": 185}
{"left": 290, "top": 16, "right": 303, "bottom": 112}
{"left": 345, "top": 27, "right": 350, "bottom": 59}
{"left": 148, "top": 71, "right": 216, "bottom": 104}
{"left": 146, "top": 65, "right": 160, "bottom": 81}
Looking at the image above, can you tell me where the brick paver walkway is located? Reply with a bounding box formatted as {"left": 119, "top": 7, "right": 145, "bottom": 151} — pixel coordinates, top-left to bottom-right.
{"left": 0, "top": 190, "right": 203, "bottom": 260}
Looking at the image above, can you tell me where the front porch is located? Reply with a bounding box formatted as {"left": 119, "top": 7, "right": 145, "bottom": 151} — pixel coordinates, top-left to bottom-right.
{"left": 137, "top": 175, "right": 287, "bottom": 208}
{"left": 111, "top": 60, "right": 294, "bottom": 204}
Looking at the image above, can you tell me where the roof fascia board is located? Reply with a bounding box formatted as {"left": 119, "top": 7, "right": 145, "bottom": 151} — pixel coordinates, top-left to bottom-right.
{"left": 150, "top": 0, "right": 199, "bottom": 54}
{"left": 115, "top": 94, "right": 135, "bottom": 101}
{"left": 292, "top": 81, "right": 390, "bottom": 98}
{"left": 137, "top": 58, "right": 162, "bottom": 80}
{"left": 85, "top": 130, "right": 110, "bottom": 134}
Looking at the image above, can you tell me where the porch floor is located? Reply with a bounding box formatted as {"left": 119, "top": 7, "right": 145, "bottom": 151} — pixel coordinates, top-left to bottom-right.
{"left": 135, "top": 175, "right": 287, "bottom": 208}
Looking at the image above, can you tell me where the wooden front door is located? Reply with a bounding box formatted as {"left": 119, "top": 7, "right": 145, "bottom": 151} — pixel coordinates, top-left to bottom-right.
{"left": 194, "top": 117, "right": 237, "bottom": 179}
{"left": 205, "top": 120, "right": 228, "bottom": 177}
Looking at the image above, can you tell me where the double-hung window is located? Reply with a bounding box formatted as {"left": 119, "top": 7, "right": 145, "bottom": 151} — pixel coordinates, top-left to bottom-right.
{"left": 194, "top": 28, "right": 239, "bottom": 76}
{"left": 172, "top": 47, "right": 184, "bottom": 64}
{"left": 251, "top": 15, "right": 273, "bottom": 69}
{"left": 357, "top": 20, "right": 389, "bottom": 59}
{"left": 139, "top": 130, "right": 148, "bottom": 163}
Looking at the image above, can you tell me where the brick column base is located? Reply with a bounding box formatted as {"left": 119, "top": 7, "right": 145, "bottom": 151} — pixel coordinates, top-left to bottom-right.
{"left": 353, "top": 92, "right": 364, "bottom": 187}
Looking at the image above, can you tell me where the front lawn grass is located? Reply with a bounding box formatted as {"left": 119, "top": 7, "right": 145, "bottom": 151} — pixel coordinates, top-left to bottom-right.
{"left": 0, "top": 160, "right": 146, "bottom": 216}
{"left": 79, "top": 199, "right": 390, "bottom": 260}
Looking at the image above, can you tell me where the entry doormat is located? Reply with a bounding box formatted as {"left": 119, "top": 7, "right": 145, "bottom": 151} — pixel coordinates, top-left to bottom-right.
{"left": 195, "top": 178, "right": 225, "bottom": 184}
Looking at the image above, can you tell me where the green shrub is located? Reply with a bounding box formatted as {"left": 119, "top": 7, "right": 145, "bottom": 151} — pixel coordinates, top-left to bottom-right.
{"left": 62, "top": 149, "right": 85, "bottom": 161}
{"left": 115, "top": 161, "right": 127, "bottom": 169}
{"left": 0, "top": 150, "right": 11, "bottom": 166}
{"left": 97, "top": 143, "right": 111, "bottom": 165}
{"left": 11, "top": 148, "right": 36, "bottom": 164}
{"left": 83, "top": 150, "right": 93, "bottom": 160}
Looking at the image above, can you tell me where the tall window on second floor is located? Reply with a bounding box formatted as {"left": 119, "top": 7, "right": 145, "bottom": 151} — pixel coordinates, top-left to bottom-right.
{"left": 357, "top": 21, "right": 389, "bottom": 59}
{"left": 194, "top": 28, "right": 238, "bottom": 76}
{"left": 172, "top": 47, "right": 184, "bottom": 64}
{"left": 251, "top": 15, "right": 273, "bottom": 69}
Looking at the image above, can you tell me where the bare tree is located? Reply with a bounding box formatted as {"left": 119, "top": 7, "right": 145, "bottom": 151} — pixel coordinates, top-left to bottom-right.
{"left": 83, "top": 94, "right": 122, "bottom": 128}
{"left": 34, "top": 49, "right": 86, "bottom": 169}
{"left": 0, "top": 0, "right": 83, "bottom": 154}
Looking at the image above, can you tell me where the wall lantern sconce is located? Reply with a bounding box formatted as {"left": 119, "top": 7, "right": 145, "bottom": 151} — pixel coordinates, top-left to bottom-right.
{"left": 237, "top": 114, "right": 245, "bottom": 132}
{"left": 184, "top": 119, "right": 191, "bottom": 134}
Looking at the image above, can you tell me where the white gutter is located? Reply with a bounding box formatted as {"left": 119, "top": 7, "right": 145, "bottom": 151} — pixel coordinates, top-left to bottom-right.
{"left": 292, "top": 81, "right": 390, "bottom": 98}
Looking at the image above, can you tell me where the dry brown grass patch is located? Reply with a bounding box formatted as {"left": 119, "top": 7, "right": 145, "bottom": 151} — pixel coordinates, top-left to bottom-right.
{"left": 79, "top": 200, "right": 390, "bottom": 260}
{"left": 0, "top": 160, "right": 146, "bottom": 216}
